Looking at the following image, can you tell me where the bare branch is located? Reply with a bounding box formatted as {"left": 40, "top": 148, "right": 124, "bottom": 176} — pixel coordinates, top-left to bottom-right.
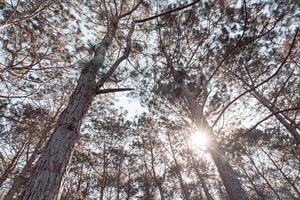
{"left": 119, "top": 0, "right": 143, "bottom": 19}
{"left": 227, "top": 107, "right": 300, "bottom": 146}
{"left": 135, "top": 0, "right": 200, "bottom": 24}
{"left": 212, "top": 28, "right": 299, "bottom": 128}
{"left": 96, "top": 88, "right": 134, "bottom": 95}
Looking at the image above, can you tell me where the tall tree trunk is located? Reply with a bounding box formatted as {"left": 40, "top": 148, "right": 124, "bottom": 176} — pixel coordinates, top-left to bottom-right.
{"left": 125, "top": 171, "right": 132, "bottom": 200}
{"left": 99, "top": 142, "right": 107, "bottom": 200}
{"left": 177, "top": 81, "right": 249, "bottom": 200}
{"left": 116, "top": 163, "right": 122, "bottom": 200}
{"left": 21, "top": 23, "right": 117, "bottom": 200}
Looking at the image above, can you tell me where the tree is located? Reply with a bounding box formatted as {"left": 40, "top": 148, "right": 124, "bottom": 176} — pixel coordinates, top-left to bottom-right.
{"left": 0, "top": 0, "right": 299, "bottom": 199}
{"left": 20, "top": 4, "right": 138, "bottom": 199}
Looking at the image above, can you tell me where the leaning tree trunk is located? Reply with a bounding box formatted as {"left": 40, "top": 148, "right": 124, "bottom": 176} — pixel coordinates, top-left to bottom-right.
{"left": 21, "top": 24, "right": 117, "bottom": 200}
{"left": 177, "top": 81, "right": 249, "bottom": 200}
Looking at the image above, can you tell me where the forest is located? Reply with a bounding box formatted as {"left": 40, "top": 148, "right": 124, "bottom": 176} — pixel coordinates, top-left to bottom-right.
{"left": 0, "top": 0, "right": 299, "bottom": 199}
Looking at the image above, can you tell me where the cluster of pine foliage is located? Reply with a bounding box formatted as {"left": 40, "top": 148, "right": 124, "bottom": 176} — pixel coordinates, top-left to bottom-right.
{"left": 0, "top": 0, "right": 299, "bottom": 199}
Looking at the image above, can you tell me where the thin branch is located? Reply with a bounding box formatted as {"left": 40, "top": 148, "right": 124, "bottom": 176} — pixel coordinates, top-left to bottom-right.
{"left": 119, "top": 0, "right": 143, "bottom": 19}
{"left": 96, "top": 88, "right": 134, "bottom": 95}
{"left": 212, "top": 28, "right": 299, "bottom": 128}
{"left": 135, "top": 0, "right": 200, "bottom": 23}
{"left": 227, "top": 107, "right": 300, "bottom": 146}
{"left": 271, "top": 69, "right": 295, "bottom": 107}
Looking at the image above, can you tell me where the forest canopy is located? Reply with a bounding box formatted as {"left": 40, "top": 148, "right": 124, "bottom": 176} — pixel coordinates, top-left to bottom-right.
{"left": 0, "top": 0, "right": 299, "bottom": 199}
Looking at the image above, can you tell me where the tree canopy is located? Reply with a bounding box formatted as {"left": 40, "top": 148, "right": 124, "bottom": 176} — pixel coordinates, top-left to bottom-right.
{"left": 0, "top": 0, "right": 299, "bottom": 199}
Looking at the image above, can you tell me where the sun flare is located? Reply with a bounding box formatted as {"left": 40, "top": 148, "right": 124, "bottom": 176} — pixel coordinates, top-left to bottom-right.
{"left": 190, "top": 131, "right": 209, "bottom": 149}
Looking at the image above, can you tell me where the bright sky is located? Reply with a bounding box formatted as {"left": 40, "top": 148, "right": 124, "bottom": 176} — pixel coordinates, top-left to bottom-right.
{"left": 113, "top": 93, "right": 147, "bottom": 120}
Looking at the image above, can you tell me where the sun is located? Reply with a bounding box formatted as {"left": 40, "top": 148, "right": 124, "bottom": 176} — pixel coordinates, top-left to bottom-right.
{"left": 190, "top": 131, "right": 209, "bottom": 149}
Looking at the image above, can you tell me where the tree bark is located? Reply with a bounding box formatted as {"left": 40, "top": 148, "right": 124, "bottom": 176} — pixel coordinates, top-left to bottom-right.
{"left": 99, "top": 142, "right": 107, "bottom": 200}
{"left": 21, "top": 23, "right": 117, "bottom": 200}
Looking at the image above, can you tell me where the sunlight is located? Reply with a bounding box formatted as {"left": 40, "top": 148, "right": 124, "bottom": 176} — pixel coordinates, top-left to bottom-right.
{"left": 190, "top": 131, "right": 209, "bottom": 149}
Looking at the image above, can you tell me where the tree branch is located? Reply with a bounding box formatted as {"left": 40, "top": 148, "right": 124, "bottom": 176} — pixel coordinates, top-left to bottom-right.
{"left": 212, "top": 28, "right": 299, "bottom": 128}
{"left": 227, "top": 107, "right": 300, "bottom": 146}
{"left": 135, "top": 0, "right": 200, "bottom": 23}
{"left": 96, "top": 88, "right": 134, "bottom": 95}
{"left": 97, "top": 21, "right": 136, "bottom": 88}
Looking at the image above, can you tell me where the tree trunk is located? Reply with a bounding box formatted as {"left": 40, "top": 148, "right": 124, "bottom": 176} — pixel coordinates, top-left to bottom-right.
{"left": 177, "top": 82, "right": 249, "bottom": 200}
{"left": 21, "top": 25, "right": 117, "bottom": 200}
{"left": 99, "top": 142, "right": 107, "bottom": 200}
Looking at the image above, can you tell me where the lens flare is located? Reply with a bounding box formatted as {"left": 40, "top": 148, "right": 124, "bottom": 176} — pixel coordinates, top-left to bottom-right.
{"left": 190, "top": 131, "right": 208, "bottom": 149}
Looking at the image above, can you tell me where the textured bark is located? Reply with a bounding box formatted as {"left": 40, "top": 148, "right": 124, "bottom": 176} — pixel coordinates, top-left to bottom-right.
{"left": 21, "top": 25, "right": 117, "bottom": 200}
{"left": 20, "top": 71, "right": 96, "bottom": 200}
{"left": 177, "top": 82, "right": 249, "bottom": 200}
